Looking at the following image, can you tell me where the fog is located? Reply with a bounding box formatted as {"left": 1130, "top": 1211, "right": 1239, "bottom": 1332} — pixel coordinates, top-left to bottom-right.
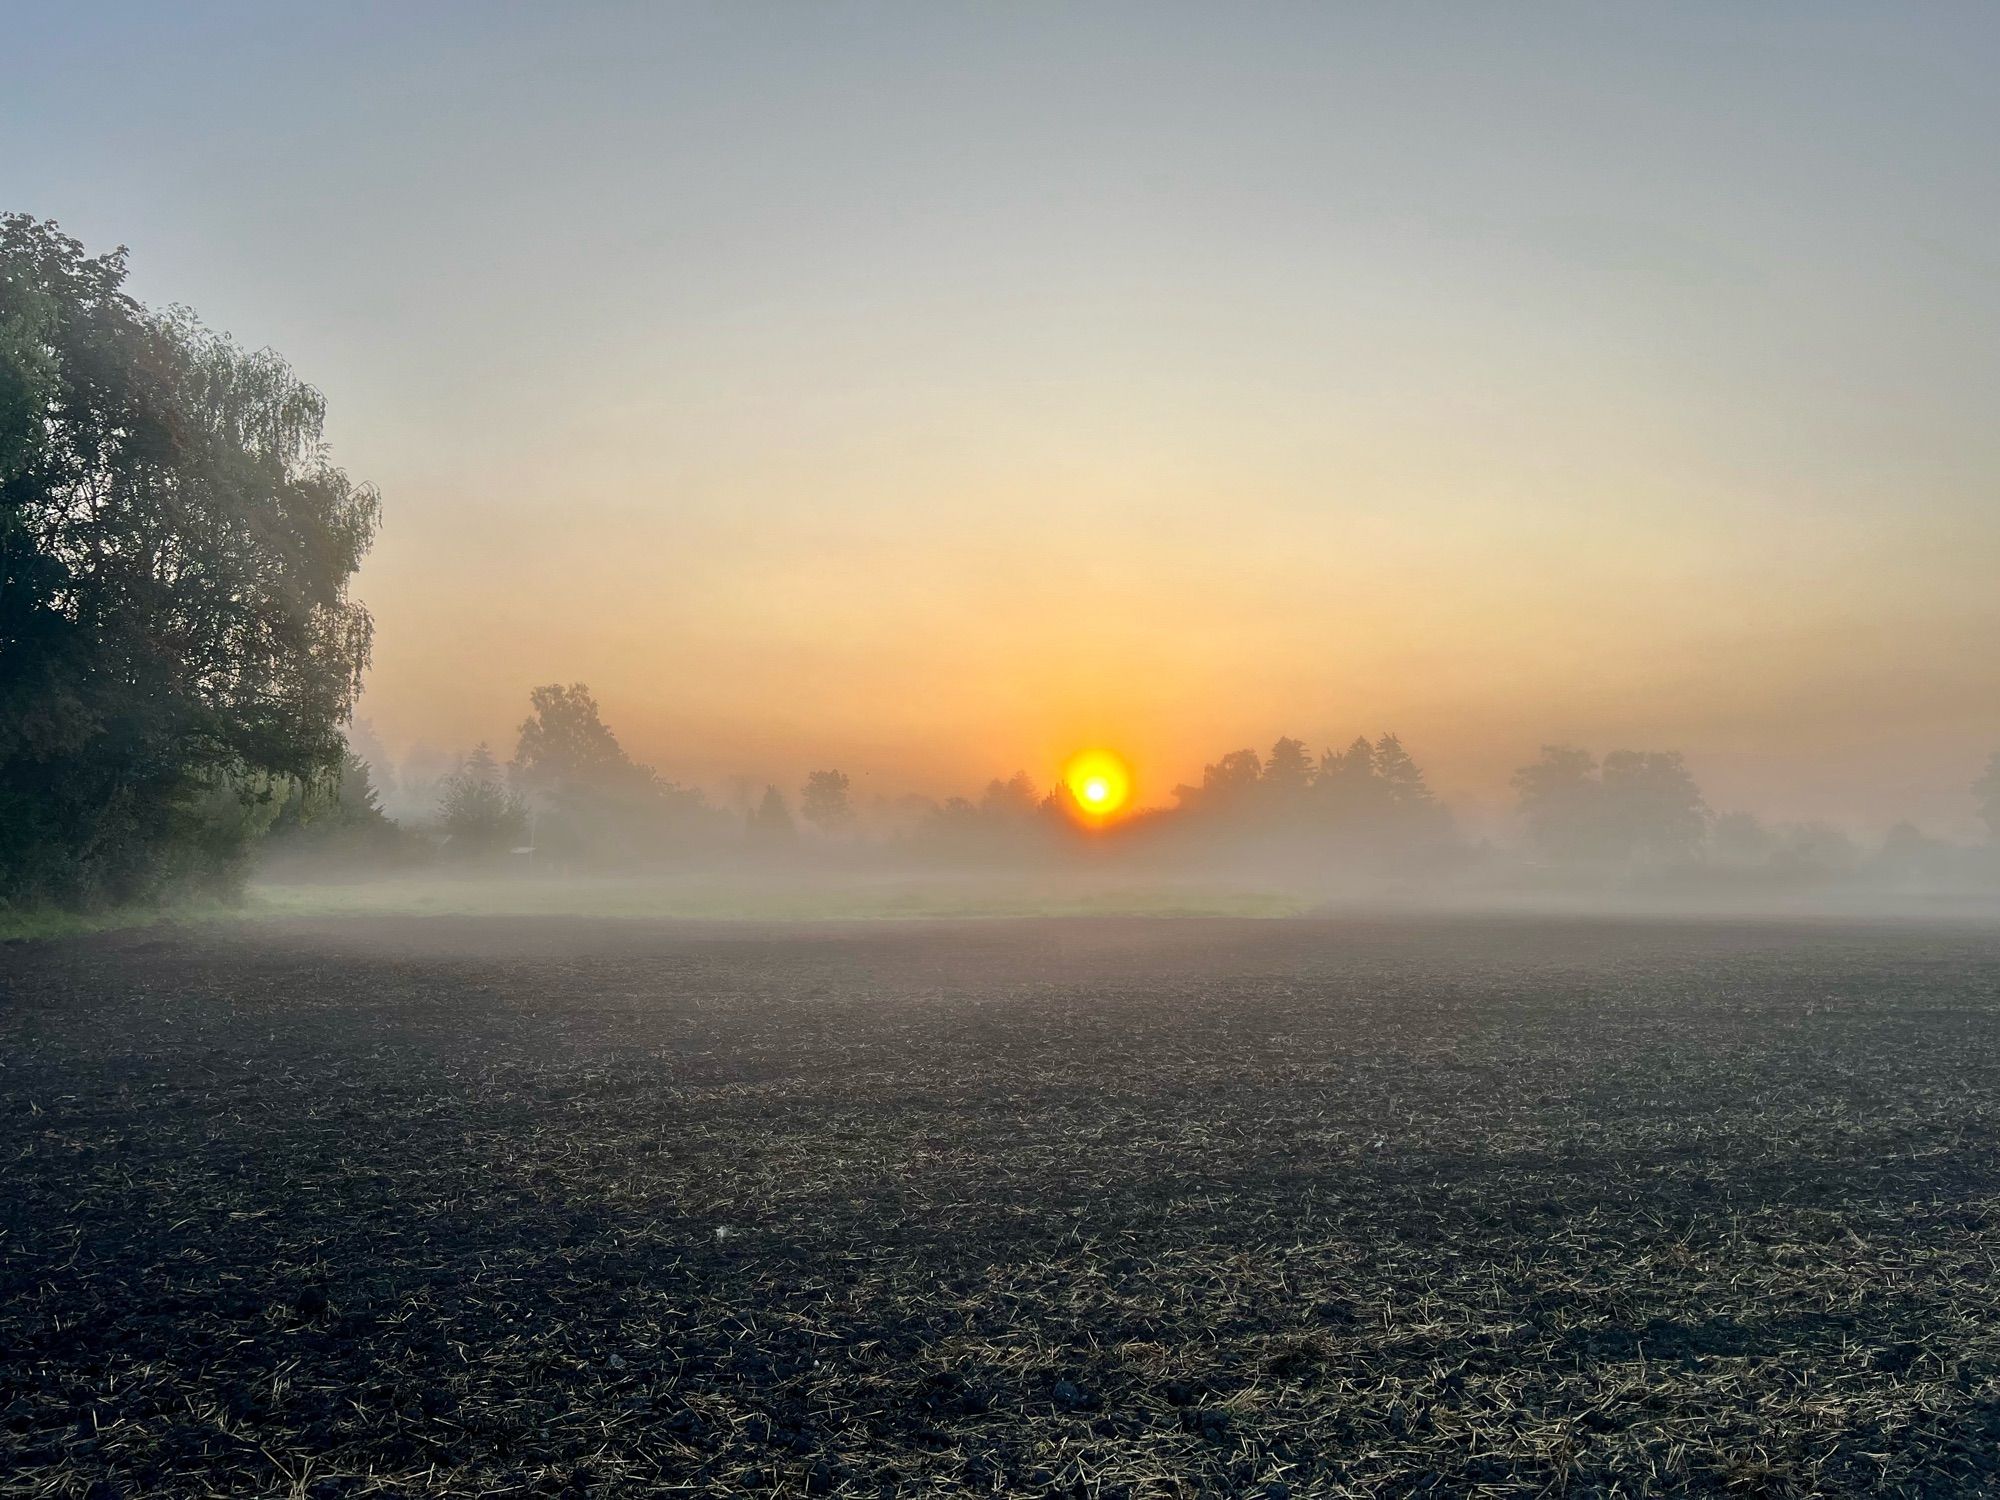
{"left": 251, "top": 687, "right": 2000, "bottom": 926}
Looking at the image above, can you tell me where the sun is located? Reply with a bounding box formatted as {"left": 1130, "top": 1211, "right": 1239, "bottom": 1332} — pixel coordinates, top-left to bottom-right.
{"left": 1063, "top": 749, "right": 1132, "bottom": 821}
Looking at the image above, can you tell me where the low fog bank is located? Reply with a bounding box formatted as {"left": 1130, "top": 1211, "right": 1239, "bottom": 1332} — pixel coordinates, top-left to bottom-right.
{"left": 248, "top": 687, "right": 2000, "bottom": 924}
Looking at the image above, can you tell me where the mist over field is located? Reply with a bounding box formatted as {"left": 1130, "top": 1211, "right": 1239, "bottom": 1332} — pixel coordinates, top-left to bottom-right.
{"left": 239, "top": 690, "right": 2000, "bottom": 930}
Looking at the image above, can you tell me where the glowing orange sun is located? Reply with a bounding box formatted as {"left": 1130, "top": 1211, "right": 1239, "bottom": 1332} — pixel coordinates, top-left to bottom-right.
{"left": 1063, "top": 749, "right": 1132, "bottom": 820}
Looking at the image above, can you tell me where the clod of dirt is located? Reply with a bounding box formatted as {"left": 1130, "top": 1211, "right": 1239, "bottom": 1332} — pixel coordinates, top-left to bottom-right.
{"left": 918, "top": 1369, "right": 993, "bottom": 1416}
{"left": 1180, "top": 1407, "right": 1234, "bottom": 1442}
{"left": 1050, "top": 1378, "right": 1100, "bottom": 1412}
{"left": 1872, "top": 1342, "right": 1924, "bottom": 1374}
{"left": 1264, "top": 1336, "right": 1331, "bottom": 1378}
{"left": 659, "top": 1406, "right": 704, "bottom": 1440}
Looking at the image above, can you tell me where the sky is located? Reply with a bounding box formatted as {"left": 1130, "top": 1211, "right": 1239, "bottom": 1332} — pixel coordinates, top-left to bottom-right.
{"left": 8, "top": 3, "right": 1999, "bottom": 830}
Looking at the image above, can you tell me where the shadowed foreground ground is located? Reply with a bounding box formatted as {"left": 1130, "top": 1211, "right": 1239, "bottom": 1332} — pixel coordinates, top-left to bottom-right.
{"left": 4, "top": 915, "right": 1999, "bottom": 1497}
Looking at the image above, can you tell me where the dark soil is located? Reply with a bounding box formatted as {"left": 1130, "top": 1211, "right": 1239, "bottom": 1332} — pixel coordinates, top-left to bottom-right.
{"left": 4, "top": 914, "right": 2000, "bottom": 1497}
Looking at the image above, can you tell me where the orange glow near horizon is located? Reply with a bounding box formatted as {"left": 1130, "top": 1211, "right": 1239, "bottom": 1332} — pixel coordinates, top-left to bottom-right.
{"left": 1063, "top": 748, "right": 1132, "bottom": 824}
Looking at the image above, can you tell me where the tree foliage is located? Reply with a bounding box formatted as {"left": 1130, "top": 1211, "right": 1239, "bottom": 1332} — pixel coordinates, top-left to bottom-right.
{"left": 910, "top": 771, "right": 1060, "bottom": 856}
{"left": 748, "top": 785, "right": 797, "bottom": 846}
{"left": 1173, "top": 749, "right": 1263, "bottom": 812}
{"left": 1511, "top": 746, "right": 1605, "bottom": 862}
{"left": 1600, "top": 750, "right": 1708, "bottom": 862}
{"left": 438, "top": 745, "right": 528, "bottom": 856}
{"left": 262, "top": 750, "right": 408, "bottom": 870}
{"left": 800, "top": 769, "right": 852, "bottom": 831}
{"left": 509, "top": 683, "right": 711, "bottom": 864}
{"left": 513, "top": 683, "right": 630, "bottom": 792}
{"left": 979, "top": 772, "right": 1042, "bottom": 821}
{"left": 1157, "top": 732, "right": 1452, "bottom": 867}
{"left": 1512, "top": 745, "right": 1708, "bottom": 864}
{"left": 0, "top": 215, "right": 378, "bottom": 907}
{"left": 1263, "top": 736, "right": 1313, "bottom": 794}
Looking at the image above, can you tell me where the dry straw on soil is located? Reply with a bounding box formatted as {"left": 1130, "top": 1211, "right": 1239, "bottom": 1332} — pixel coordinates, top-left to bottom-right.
{"left": 4, "top": 915, "right": 1998, "bottom": 1496}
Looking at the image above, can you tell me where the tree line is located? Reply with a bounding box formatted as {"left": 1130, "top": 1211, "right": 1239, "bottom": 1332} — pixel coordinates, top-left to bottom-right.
{"left": 323, "top": 698, "right": 2000, "bottom": 887}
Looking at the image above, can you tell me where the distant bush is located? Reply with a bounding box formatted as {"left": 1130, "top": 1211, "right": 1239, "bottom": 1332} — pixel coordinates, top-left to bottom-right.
{"left": 439, "top": 747, "right": 530, "bottom": 858}
{"left": 260, "top": 753, "right": 420, "bottom": 876}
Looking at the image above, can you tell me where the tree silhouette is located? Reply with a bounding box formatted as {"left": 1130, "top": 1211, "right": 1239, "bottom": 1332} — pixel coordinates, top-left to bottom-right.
{"left": 1600, "top": 750, "right": 1707, "bottom": 862}
{"left": 1511, "top": 746, "right": 1605, "bottom": 861}
{"left": 1316, "top": 737, "right": 1384, "bottom": 820}
{"left": 461, "top": 743, "right": 504, "bottom": 786}
{"left": 801, "top": 770, "right": 853, "bottom": 831}
{"left": 1513, "top": 746, "right": 1706, "bottom": 864}
{"left": 509, "top": 683, "right": 709, "bottom": 862}
{"left": 979, "top": 772, "right": 1040, "bottom": 821}
{"left": 439, "top": 756, "right": 528, "bottom": 856}
{"left": 1264, "top": 737, "right": 1313, "bottom": 798}
{"left": 1371, "top": 734, "right": 1434, "bottom": 809}
{"left": 934, "top": 796, "right": 979, "bottom": 828}
{"left": 346, "top": 719, "right": 398, "bottom": 807}
{"left": 264, "top": 751, "right": 405, "bottom": 867}
{"left": 1773, "top": 821, "right": 1858, "bottom": 876}
{"left": 1174, "top": 749, "right": 1262, "bottom": 812}
{"left": 749, "top": 785, "right": 798, "bottom": 846}
{"left": 512, "top": 683, "right": 631, "bottom": 792}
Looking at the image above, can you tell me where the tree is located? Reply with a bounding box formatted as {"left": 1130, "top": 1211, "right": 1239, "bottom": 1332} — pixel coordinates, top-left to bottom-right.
{"left": 748, "top": 785, "right": 798, "bottom": 846}
{"left": 1879, "top": 820, "right": 1941, "bottom": 865}
{"left": 1264, "top": 737, "right": 1313, "bottom": 798}
{"left": 1599, "top": 750, "right": 1707, "bottom": 862}
{"left": 800, "top": 769, "right": 853, "bottom": 831}
{"left": 438, "top": 762, "right": 528, "bottom": 857}
{"left": 1173, "top": 749, "right": 1263, "bottom": 812}
{"left": 1511, "top": 746, "right": 1605, "bottom": 861}
{"left": 510, "top": 683, "right": 709, "bottom": 863}
{"left": 1512, "top": 745, "right": 1707, "bottom": 864}
{"left": 512, "top": 683, "right": 630, "bottom": 792}
{"left": 345, "top": 718, "right": 398, "bottom": 807}
{"left": 1317, "top": 737, "right": 1386, "bottom": 821}
{"left": 979, "top": 771, "right": 1041, "bottom": 821}
{"left": 1976, "top": 753, "right": 2000, "bottom": 842}
{"left": 389, "top": 743, "right": 453, "bottom": 824}
{"left": 0, "top": 215, "right": 378, "bottom": 908}
{"left": 299, "top": 752, "right": 393, "bottom": 830}
{"left": 264, "top": 749, "right": 405, "bottom": 867}
{"left": 1371, "top": 734, "right": 1433, "bottom": 810}
{"left": 461, "top": 742, "right": 503, "bottom": 786}
{"left": 934, "top": 795, "right": 979, "bottom": 829}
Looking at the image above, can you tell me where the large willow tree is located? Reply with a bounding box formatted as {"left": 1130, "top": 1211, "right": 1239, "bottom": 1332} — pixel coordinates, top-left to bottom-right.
{"left": 0, "top": 214, "right": 379, "bottom": 907}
